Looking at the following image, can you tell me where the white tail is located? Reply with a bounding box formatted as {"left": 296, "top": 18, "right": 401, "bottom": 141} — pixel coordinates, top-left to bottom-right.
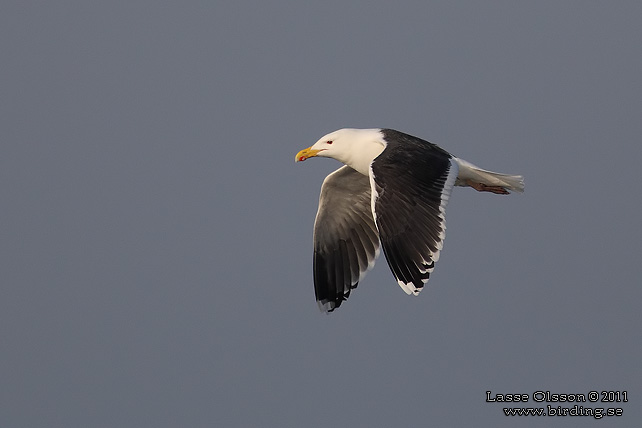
{"left": 454, "top": 158, "right": 524, "bottom": 193}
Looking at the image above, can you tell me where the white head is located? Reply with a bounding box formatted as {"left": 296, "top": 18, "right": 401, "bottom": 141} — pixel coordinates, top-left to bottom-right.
{"left": 295, "top": 128, "right": 385, "bottom": 175}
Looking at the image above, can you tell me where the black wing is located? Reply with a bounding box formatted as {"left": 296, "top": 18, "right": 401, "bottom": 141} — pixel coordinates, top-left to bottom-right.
{"left": 313, "top": 166, "right": 380, "bottom": 312}
{"left": 370, "top": 129, "right": 459, "bottom": 295}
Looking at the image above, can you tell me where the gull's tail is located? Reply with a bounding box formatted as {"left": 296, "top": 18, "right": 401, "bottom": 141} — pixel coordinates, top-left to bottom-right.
{"left": 453, "top": 157, "right": 524, "bottom": 193}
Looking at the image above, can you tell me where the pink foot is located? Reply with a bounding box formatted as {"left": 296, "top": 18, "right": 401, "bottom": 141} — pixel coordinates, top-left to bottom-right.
{"left": 466, "top": 179, "right": 509, "bottom": 195}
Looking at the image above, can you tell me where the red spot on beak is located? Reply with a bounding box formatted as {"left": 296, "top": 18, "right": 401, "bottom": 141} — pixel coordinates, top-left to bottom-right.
{"left": 299, "top": 156, "right": 306, "bottom": 161}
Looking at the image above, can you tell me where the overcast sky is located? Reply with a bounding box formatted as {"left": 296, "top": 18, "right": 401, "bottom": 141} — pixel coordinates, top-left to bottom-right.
{"left": 2, "top": 1, "right": 641, "bottom": 427}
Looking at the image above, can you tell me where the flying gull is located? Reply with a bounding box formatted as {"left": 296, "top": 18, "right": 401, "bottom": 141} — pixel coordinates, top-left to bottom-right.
{"left": 295, "top": 128, "right": 524, "bottom": 312}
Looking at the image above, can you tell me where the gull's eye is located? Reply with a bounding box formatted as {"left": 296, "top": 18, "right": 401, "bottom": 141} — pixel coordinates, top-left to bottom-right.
{"left": 326, "top": 140, "right": 333, "bottom": 145}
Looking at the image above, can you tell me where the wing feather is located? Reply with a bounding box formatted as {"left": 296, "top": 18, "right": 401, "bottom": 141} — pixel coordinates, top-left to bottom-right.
{"left": 370, "top": 129, "right": 458, "bottom": 295}
{"left": 313, "top": 166, "right": 380, "bottom": 312}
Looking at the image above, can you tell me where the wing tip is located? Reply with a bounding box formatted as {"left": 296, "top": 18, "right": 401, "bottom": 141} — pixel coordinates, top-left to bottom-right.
{"left": 317, "top": 299, "right": 343, "bottom": 313}
{"left": 397, "top": 279, "right": 424, "bottom": 296}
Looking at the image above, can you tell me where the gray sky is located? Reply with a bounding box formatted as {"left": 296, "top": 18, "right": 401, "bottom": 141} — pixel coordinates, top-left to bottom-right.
{"left": 2, "top": 1, "right": 641, "bottom": 427}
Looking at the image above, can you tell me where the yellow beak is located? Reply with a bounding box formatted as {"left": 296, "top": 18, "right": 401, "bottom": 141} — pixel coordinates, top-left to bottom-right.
{"left": 295, "top": 147, "right": 323, "bottom": 162}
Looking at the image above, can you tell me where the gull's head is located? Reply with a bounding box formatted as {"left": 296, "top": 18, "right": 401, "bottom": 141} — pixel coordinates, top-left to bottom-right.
{"left": 295, "top": 128, "right": 382, "bottom": 166}
{"left": 295, "top": 129, "right": 352, "bottom": 163}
